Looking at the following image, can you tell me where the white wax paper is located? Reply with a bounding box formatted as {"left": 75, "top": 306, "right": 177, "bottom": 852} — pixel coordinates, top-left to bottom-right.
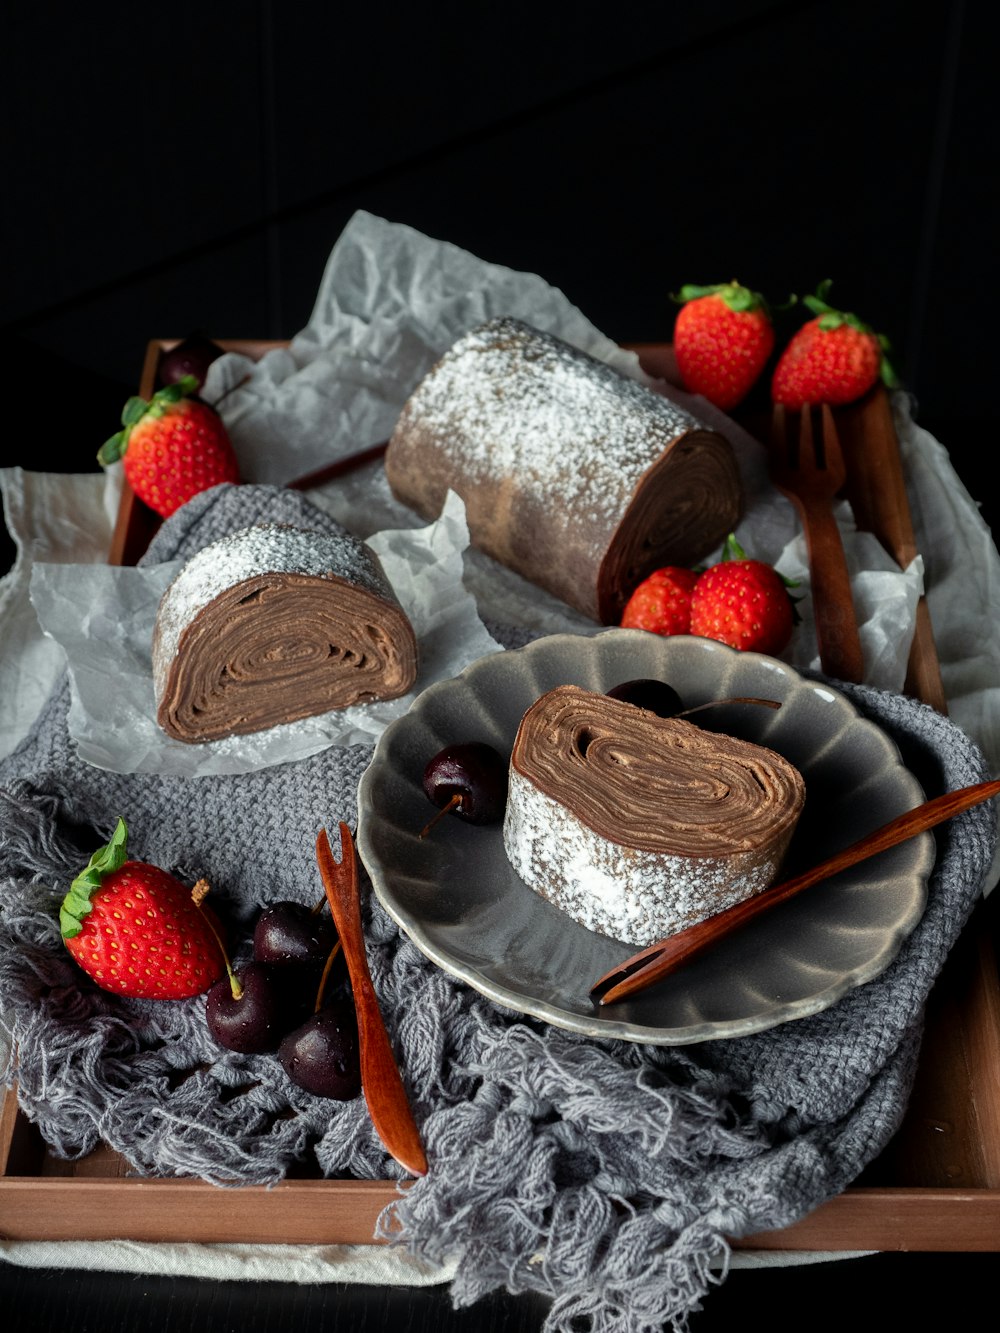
{"left": 201, "top": 211, "right": 645, "bottom": 488}
{"left": 2, "top": 213, "right": 1000, "bottom": 1286}
{"left": 0, "top": 467, "right": 120, "bottom": 757}
{"left": 0, "top": 211, "right": 997, "bottom": 872}
{"left": 27, "top": 491, "right": 500, "bottom": 776}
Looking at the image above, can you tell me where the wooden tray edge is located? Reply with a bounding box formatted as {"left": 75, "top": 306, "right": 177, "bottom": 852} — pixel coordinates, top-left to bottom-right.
{"left": 2, "top": 1152, "right": 999, "bottom": 1251}
{"left": 3, "top": 336, "right": 998, "bottom": 1251}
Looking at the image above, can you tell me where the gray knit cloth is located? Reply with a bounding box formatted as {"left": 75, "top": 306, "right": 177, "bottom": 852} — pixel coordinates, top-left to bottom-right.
{"left": 0, "top": 483, "right": 995, "bottom": 1333}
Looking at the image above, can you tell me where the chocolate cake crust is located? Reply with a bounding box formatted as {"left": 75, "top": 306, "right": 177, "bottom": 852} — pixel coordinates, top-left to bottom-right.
{"left": 385, "top": 317, "right": 743, "bottom": 623}
{"left": 152, "top": 522, "right": 418, "bottom": 743}
{"left": 503, "top": 684, "right": 806, "bottom": 946}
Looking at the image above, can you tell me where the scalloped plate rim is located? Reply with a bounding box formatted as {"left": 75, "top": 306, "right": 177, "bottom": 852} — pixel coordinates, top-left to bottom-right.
{"left": 356, "top": 630, "right": 933, "bottom": 1044}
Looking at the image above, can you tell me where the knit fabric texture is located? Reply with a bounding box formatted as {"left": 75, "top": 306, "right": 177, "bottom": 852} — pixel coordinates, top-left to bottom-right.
{"left": 0, "top": 483, "right": 995, "bottom": 1333}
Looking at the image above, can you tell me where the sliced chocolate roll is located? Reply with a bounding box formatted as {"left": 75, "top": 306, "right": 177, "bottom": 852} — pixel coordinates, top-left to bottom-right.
{"left": 503, "top": 685, "right": 806, "bottom": 947}
{"left": 385, "top": 317, "right": 743, "bottom": 624}
{"left": 152, "top": 522, "right": 417, "bottom": 743}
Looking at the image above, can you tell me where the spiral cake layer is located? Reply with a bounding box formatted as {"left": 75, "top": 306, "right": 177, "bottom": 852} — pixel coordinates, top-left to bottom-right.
{"left": 152, "top": 522, "right": 417, "bottom": 743}
{"left": 503, "top": 685, "right": 806, "bottom": 946}
{"left": 385, "top": 317, "right": 743, "bottom": 624}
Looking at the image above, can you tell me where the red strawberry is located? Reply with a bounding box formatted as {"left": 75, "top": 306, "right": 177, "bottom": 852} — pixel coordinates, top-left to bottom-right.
{"left": 60, "top": 818, "right": 226, "bottom": 1000}
{"left": 97, "top": 374, "right": 239, "bottom": 518}
{"left": 689, "top": 534, "right": 796, "bottom": 655}
{"left": 672, "top": 281, "right": 775, "bottom": 411}
{"left": 771, "top": 281, "right": 898, "bottom": 409}
{"left": 620, "top": 565, "right": 699, "bottom": 636}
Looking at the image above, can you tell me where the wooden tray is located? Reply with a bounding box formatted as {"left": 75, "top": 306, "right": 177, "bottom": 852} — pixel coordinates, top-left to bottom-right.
{"left": 2, "top": 339, "right": 999, "bottom": 1250}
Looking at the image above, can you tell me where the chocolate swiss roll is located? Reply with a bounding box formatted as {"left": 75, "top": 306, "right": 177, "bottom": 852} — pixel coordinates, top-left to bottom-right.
{"left": 503, "top": 685, "right": 806, "bottom": 947}
{"left": 152, "top": 522, "right": 418, "bottom": 743}
{"left": 384, "top": 317, "right": 743, "bottom": 624}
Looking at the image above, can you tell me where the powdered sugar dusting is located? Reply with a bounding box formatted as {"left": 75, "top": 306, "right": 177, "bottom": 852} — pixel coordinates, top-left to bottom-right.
{"left": 503, "top": 770, "right": 777, "bottom": 948}
{"left": 152, "top": 522, "right": 395, "bottom": 681}
{"left": 397, "top": 317, "right": 707, "bottom": 540}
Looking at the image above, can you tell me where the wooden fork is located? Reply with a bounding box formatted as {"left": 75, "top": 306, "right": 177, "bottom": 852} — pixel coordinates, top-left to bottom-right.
{"left": 590, "top": 778, "right": 1000, "bottom": 1005}
{"left": 766, "top": 403, "right": 865, "bottom": 684}
{"left": 316, "top": 824, "right": 427, "bottom": 1176}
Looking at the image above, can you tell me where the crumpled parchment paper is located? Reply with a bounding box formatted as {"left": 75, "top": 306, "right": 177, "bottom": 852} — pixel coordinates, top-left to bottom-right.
{"left": 0, "top": 211, "right": 995, "bottom": 873}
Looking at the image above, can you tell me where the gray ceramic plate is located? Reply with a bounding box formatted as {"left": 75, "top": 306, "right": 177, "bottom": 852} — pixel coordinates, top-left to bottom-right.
{"left": 356, "top": 630, "right": 933, "bottom": 1044}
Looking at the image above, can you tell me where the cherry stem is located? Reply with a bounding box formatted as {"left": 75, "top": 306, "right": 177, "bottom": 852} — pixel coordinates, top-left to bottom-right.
{"left": 208, "top": 373, "right": 252, "bottom": 409}
{"left": 314, "top": 940, "right": 344, "bottom": 1013}
{"left": 418, "top": 792, "right": 464, "bottom": 839}
{"left": 190, "top": 878, "right": 241, "bottom": 999}
{"left": 677, "top": 696, "right": 781, "bottom": 717}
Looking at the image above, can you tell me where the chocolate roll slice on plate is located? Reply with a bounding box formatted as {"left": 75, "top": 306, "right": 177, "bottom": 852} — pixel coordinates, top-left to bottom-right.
{"left": 385, "top": 317, "right": 743, "bottom": 624}
{"left": 503, "top": 684, "right": 806, "bottom": 947}
{"left": 152, "top": 522, "right": 418, "bottom": 743}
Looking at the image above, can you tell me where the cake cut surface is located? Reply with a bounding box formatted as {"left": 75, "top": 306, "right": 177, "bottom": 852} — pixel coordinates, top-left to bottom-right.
{"left": 152, "top": 522, "right": 418, "bottom": 743}
{"left": 385, "top": 317, "right": 743, "bottom": 623}
{"left": 503, "top": 684, "right": 806, "bottom": 946}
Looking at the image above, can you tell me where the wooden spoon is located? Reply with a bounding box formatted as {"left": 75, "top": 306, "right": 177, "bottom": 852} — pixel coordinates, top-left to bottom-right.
{"left": 316, "top": 823, "right": 428, "bottom": 1176}
{"left": 591, "top": 778, "right": 1000, "bottom": 1006}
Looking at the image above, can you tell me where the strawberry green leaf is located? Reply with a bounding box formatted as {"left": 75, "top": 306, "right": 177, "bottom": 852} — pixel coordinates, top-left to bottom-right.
{"left": 720, "top": 532, "right": 800, "bottom": 591}
{"left": 145, "top": 375, "right": 199, "bottom": 421}
{"left": 97, "top": 431, "right": 127, "bottom": 466}
{"left": 673, "top": 281, "right": 770, "bottom": 315}
{"left": 152, "top": 375, "right": 198, "bottom": 408}
{"left": 880, "top": 352, "right": 901, "bottom": 389}
{"left": 121, "top": 396, "right": 149, "bottom": 428}
{"left": 99, "top": 392, "right": 155, "bottom": 467}
{"left": 805, "top": 282, "right": 876, "bottom": 336}
{"left": 59, "top": 817, "right": 129, "bottom": 939}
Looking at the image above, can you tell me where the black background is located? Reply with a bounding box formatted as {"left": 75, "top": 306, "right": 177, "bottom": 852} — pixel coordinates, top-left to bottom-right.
{"left": 2, "top": 1, "right": 999, "bottom": 1327}
{"left": 3, "top": 1, "right": 997, "bottom": 515}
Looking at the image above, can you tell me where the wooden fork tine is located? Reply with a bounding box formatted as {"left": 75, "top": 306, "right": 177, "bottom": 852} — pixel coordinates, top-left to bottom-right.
{"left": 764, "top": 400, "right": 864, "bottom": 683}
{"left": 798, "top": 399, "right": 814, "bottom": 465}
{"left": 820, "top": 403, "right": 846, "bottom": 485}
{"left": 589, "top": 937, "right": 670, "bottom": 1003}
{"left": 772, "top": 401, "right": 788, "bottom": 456}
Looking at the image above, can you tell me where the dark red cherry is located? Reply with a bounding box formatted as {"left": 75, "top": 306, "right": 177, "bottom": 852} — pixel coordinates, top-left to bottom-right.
{"left": 157, "top": 332, "right": 226, "bottom": 389}
{"left": 420, "top": 741, "right": 507, "bottom": 836}
{"left": 606, "top": 678, "right": 683, "bottom": 717}
{"left": 278, "top": 1001, "right": 361, "bottom": 1100}
{"left": 253, "top": 899, "right": 338, "bottom": 966}
{"left": 205, "top": 961, "right": 287, "bottom": 1053}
